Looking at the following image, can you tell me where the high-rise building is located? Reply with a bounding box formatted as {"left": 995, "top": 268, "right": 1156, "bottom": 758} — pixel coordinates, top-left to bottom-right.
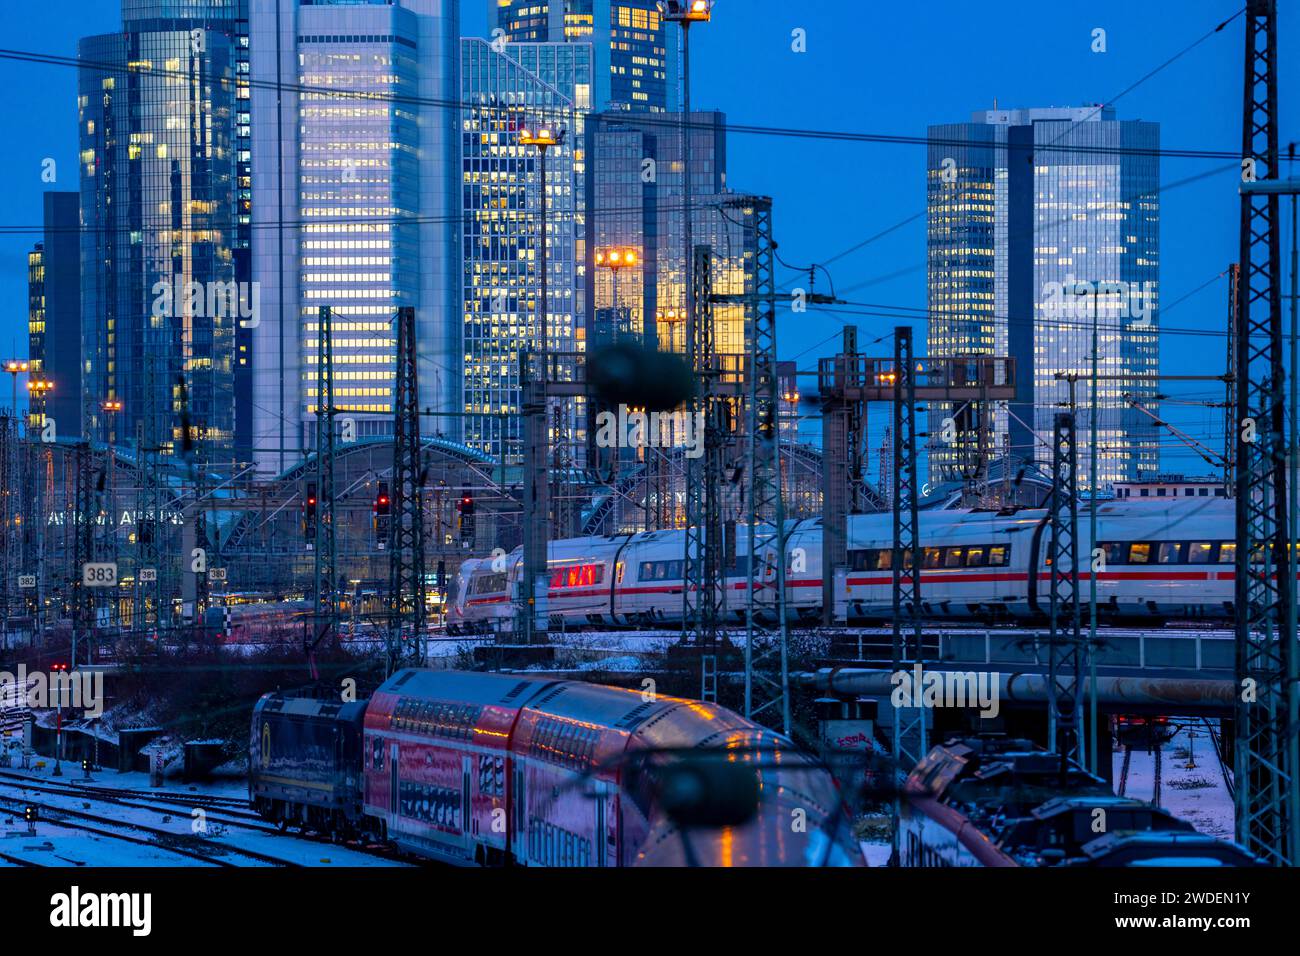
{"left": 585, "top": 109, "right": 728, "bottom": 353}
{"left": 27, "top": 192, "right": 83, "bottom": 437}
{"left": 79, "top": 0, "right": 246, "bottom": 455}
{"left": 488, "top": 0, "right": 676, "bottom": 112}
{"left": 460, "top": 37, "right": 591, "bottom": 462}
{"left": 926, "top": 106, "right": 1160, "bottom": 488}
{"left": 249, "top": 0, "right": 461, "bottom": 474}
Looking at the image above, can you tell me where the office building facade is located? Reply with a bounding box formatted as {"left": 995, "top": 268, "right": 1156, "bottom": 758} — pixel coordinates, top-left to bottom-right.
{"left": 488, "top": 0, "right": 675, "bottom": 112}
{"left": 585, "top": 109, "right": 728, "bottom": 354}
{"left": 460, "top": 38, "right": 591, "bottom": 462}
{"left": 926, "top": 106, "right": 1160, "bottom": 488}
{"left": 249, "top": 0, "right": 460, "bottom": 474}
{"left": 79, "top": 0, "right": 246, "bottom": 456}
{"left": 27, "top": 192, "right": 84, "bottom": 437}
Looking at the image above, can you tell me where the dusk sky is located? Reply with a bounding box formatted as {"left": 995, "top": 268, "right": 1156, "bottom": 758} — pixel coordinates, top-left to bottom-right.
{"left": 0, "top": 0, "right": 1295, "bottom": 473}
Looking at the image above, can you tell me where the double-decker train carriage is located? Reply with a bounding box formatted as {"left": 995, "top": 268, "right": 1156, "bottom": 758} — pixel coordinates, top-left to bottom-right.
{"left": 251, "top": 670, "right": 861, "bottom": 867}
{"left": 897, "top": 735, "right": 1261, "bottom": 867}
{"left": 450, "top": 497, "right": 1264, "bottom": 631}
{"left": 249, "top": 692, "right": 368, "bottom": 836}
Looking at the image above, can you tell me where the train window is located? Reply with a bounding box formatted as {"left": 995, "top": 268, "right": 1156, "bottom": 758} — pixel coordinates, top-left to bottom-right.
{"left": 1128, "top": 542, "right": 1152, "bottom": 564}
{"left": 848, "top": 550, "right": 868, "bottom": 571}
{"left": 943, "top": 548, "right": 964, "bottom": 568}
{"left": 965, "top": 546, "right": 987, "bottom": 567}
{"left": 922, "top": 548, "right": 942, "bottom": 569}
{"left": 1187, "top": 542, "right": 1215, "bottom": 564}
{"left": 1249, "top": 543, "right": 1272, "bottom": 565}
{"left": 1219, "top": 541, "right": 1237, "bottom": 564}
{"left": 876, "top": 549, "right": 892, "bottom": 570}
{"left": 474, "top": 573, "right": 507, "bottom": 594}
{"left": 1157, "top": 542, "right": 1184, "bottom": 564}
{"left": 1098, "top": 542, "right": 1125, "bottom": 566}
{"left": 372, "top": 737, "right": 383, "bottom": 770}
{"left": 988, "top": 544, "right": 1009, "bottom": 567}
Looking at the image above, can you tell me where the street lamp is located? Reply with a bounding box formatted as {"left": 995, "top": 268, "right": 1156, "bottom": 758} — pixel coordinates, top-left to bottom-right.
{"left": 595, "top": 246, "right": 639, "bottom": 342}
{"left": 659, "top": 0, "right": 712, "bottom": 371}
{"left": 3, "top": 360, "right": 29, "bottom": 416}
{"left": 517, "top": 121, "right": 567, "bottom": 645}
{"left": 26, "top": 377, "right": 53, "bottom": 432}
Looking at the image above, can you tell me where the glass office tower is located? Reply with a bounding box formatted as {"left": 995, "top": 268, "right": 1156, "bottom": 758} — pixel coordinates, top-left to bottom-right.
{"left": 249, "top": 0, "right": 460, "bottom": 473}
{"left": 460, "top": 38, "right": 591, "bottom": 463}
{"left": 927, "top": 106, "right": 1160, "bottom": 488}
{"left": 28, "top": 193, "right": 83, "bottom": 437}
{"left": 79, "top": 0, "right": 244, "bottom": 456}
{"left": 489, "top": 0, "right": 675, "bottom": 112}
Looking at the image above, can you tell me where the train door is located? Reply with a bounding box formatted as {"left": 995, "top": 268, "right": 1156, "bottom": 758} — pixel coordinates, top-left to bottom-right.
{"left": 389, "top": 742, "right": 399, "bottom": 818}
{"left": 593, "top": 781, "right": 609, "bottom": 867}
{"left": 513, "top": 761, "right": 527, "bottom": 864}
{"left": 462, "top": 754, "right": 472, "bottom": 855}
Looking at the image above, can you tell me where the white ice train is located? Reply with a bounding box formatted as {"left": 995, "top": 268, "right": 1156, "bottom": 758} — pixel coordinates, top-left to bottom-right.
{"left": 448, "top": 497, "right": 1260, "bottom": 632}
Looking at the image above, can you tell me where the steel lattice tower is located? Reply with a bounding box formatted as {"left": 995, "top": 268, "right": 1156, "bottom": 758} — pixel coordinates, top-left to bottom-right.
{"left": 742, "top": 201, "right": 791, "bottom": 734}
{"left": 387, "top": 306, "right": 426, "bottom": 672}
{"left": 311, "top": 306, "right": 338, "bottom": 657}
{"left": 1233, "top": 0, "right": 1296, "bottom": 866}
{"left": 682, "top": 244, "right": 726, "bottom": 701}
{"left": 891, "top": 327, "right": 924, "bottom": 765}
{"left": 1047, "top": 412, "right": 1083, "bottom": 770}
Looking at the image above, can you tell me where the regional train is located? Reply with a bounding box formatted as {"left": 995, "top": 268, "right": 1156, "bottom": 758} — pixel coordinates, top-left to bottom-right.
{"left": 250, "top": 670, "right": 861, "bottom": 867}
{"left": 449, "top": 497, "right": 1256, "bottom": 633}
{"left": 897, "top": 735, "right": 1262, "bottom": 867}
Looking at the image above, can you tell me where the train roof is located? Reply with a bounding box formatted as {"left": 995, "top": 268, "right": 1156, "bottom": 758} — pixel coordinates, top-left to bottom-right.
{"left": 254, "top": 692, "right": 367, "bottom": 724}
{"left": 1073, "top": 831, "right": 1265, "bottom": 867}
{"left": 376, "top": 669, "right": 562, "bottom": 708}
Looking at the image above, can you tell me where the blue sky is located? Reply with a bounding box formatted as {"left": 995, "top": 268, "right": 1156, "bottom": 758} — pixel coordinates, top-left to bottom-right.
{"left": 0, "top": 0, "right": 1294, "bottom": 474}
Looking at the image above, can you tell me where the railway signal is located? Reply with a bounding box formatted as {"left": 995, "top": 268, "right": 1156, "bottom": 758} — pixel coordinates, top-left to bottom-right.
{"left": 303, "top": 481, "right": 318, "bottom": 540}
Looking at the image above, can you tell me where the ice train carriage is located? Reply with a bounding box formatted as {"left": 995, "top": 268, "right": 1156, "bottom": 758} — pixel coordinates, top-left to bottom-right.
{"left": 450, "top": 497, "right": 1250, "bottom": 630}
{"left": 448, "top": 524, "right": 798, "bottom": 633}
{"left": 359, "top": 669, "right": 859, "bottom": 866}
{"left": 840, "top": 497, "right": 1240, "bottom": 623}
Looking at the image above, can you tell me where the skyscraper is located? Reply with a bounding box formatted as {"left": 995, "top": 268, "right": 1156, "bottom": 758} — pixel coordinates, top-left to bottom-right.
{"left": 79, "top": 0, "right": 245, "bottom": 455}
{"left": 585, "top": 109, "right": 727, "bottom": 354}
{"left": 927, "top": 106, "right": 1160, "bottom": 488}
{"left": 460, "top": 38, "right": 590, "bottom": 463}
{"left": 27, "top": 192, "right": 83, "bottom": 437}
{"left": 249, "top": 0, "right": 461, "bottom": 474}
{"left": 489, "top": 0, "right": 676, "bottom": 112}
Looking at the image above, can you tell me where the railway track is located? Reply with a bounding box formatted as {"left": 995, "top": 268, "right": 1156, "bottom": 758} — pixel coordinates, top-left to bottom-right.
{"left": 0, "top": 771, "right": 411, "bottom": 866}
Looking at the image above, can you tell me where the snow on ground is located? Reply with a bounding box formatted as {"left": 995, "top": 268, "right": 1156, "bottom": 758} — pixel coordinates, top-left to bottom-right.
{"left": 0, "top": 763, "right": 406, "bottom": 867}
{"left": 1113, "top": 722, "right": 1235, "bottom": 840}
{"left": 860, "top": 841, "right": 891, "bottom": 867}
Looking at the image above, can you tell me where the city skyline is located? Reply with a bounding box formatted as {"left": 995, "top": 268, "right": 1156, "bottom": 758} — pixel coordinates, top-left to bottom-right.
{"left": 0, "top": 0, "right": 1291, "bottom": 480}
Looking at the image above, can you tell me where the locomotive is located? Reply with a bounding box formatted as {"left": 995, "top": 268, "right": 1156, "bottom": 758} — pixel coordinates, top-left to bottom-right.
{"left": 250, "top": 670, "right": 861, "bottom": 867}
{"left": 896, "top": 735, "right": 1262, "bottom": 867}
{"left": 449, "top": 497, "right": 1254, "bottom": 632}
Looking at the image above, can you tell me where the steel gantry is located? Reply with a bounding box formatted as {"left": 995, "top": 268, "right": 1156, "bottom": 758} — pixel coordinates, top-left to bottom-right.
{"left": 681, "top": 244, "right": 728, "bottom": 701}
{"left": 819, "top": 327, "right": 865, "bottom": 625}
{"left": 1047, "top": 411, "right": 1083, "bottom": 771}
{"left": 1233, "top": 0, "right": 1297, "bottom": 867}
{"left": 387, "top": 305, "right": 426, "bottom": 672}
{"left": 891, "top": 327, "right": 925, "bottom": 765}
{"left": 742, "top": 201, "right": 791, "bottom": 734}
{"left": 311, "top": 306, "right": 339, "bottom": 660}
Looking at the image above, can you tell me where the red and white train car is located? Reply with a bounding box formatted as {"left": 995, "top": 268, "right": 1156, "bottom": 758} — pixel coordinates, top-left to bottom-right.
{"left": 360, "top": 670, "right": 857, "bottom": 867}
